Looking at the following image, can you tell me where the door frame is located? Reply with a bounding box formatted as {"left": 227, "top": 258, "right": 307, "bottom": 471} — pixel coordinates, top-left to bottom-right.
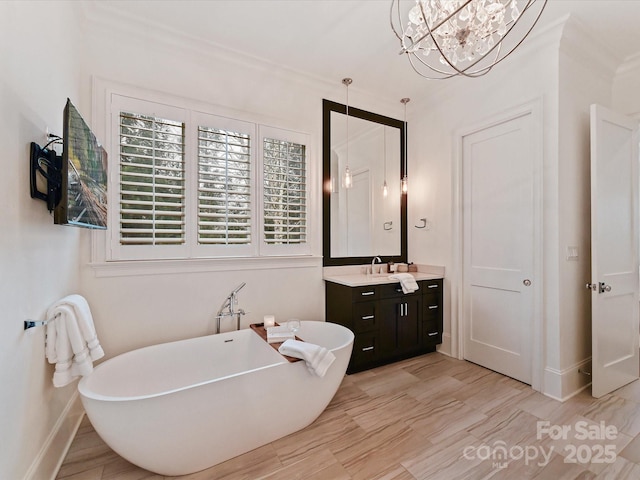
{"left": 451, "top": 98, "right": 544, "bottom": 392}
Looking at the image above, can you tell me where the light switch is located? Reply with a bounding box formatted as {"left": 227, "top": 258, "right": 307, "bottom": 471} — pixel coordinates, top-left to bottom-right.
{"left": 566, "top": 246, "right": 579, "bottom": 261}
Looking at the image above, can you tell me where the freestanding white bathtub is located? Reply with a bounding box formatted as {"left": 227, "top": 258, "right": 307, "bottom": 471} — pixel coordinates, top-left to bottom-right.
{"left": 78, "top": 320, "right": 353, "bottom": 476}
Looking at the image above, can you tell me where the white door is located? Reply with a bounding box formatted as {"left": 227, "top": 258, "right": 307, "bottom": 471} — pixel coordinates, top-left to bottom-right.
{"left": 590, "top": 104, "right": 639, "bottom": 398}
{"left": 462, "top": 111, "right": 536, "bottom": 384}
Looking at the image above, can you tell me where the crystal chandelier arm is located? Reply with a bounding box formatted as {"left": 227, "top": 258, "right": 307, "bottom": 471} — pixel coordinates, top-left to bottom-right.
{"left": 407, "top": 53, "right": 458, "bottom": 80}
{"left": 458, "top": 0, "right": 547, "bottom": 77}
{"left": 390, "top": 0, "right": 405, "bottom": 42}
{"left": 408, "top": 35, "right": 501, "bottom": 79}
{"left": 409, "top": 0, "right": 502, "bottom": 78}
{"left": 424, "top": 0, "right": 507, "bottom": 77}
{"left": 398, "top": 0, "right": 474, "bottom": 54}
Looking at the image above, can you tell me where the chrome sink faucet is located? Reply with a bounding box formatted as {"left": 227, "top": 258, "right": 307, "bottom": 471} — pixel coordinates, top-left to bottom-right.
{"left": 215, "top": 282, "right": 246, "bottom": 333}
{"left": 371, "top": 256, "right": 382, "bottom": 274}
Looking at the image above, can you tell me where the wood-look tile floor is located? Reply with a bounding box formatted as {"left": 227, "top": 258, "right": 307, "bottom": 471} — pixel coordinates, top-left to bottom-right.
{"left": 57, "top": 353, "right": 640, "bottom": 479}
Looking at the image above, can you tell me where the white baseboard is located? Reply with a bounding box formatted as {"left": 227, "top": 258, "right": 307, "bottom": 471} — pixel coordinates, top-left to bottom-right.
{"left": 24, "top": 392, "right": 84, "bottom": 480}
{"left": 436, "top": 332, "right": 453, "bottom": 357}
{"left": 543, "top": 357, "right": 592, "bottom": 401}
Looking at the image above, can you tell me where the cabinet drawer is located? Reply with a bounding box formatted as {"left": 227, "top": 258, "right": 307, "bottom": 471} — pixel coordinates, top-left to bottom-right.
{"left": 352, "top": 285, "right": 379, "bottom": 302}
{"left": 423, "top": 319, "right": 442, "bottom": 346}
{"left": 353, "top": 302, "right": 378, "bottom": 332}
{"left": 352, "top": 332, "right": 378, "bottom": 365}
{"left": 422, "top": 279, "right": 442, "bottom": 293}
{"left": 379, "top": 282, "right": 420, "bottom": 299}
{"left": 423, "top": 294, "right": 440, "bottom": 315}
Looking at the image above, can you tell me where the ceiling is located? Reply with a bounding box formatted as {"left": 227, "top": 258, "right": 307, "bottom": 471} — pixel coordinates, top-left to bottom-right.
{"left": 87, "top": 0, "right": 640, "bottom": 102}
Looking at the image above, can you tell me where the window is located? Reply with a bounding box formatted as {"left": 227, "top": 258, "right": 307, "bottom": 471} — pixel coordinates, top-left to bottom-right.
{"left": 263, "top": 137, "right": 306, "bottom": 245}
{"left": 107, "top": 94, "right": 310, "bottom": 261}
{"left": 197, "top": 126, "right": 252, "bottom": 246}
{"left": 119, "top": 112, "right": 186, "bottom": 245}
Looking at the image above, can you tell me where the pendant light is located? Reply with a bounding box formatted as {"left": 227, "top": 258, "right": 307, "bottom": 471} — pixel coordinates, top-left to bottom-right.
{"left": 400, "top": 98, "right": 409, "bottom": 194}
{"left": 342, "top": 78, "right": 353, "bottom": 189}
{"left": 382, "top": 126, "right": 388, "bottom": 198}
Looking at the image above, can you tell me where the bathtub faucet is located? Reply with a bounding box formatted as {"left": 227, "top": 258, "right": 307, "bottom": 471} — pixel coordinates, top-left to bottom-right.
{"left": 215, "top": 282, "right": 247, "bottom": 334}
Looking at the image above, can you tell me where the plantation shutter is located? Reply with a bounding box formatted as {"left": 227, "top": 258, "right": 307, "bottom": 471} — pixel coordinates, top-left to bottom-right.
{"left": 119, "top": 112, "right": 185, "bottom": 245}
{"left": 197, "top": 126, "right": 252, "bottom": 246}
{"left": 260, "top": 126, "right": 310, "bottom": 256}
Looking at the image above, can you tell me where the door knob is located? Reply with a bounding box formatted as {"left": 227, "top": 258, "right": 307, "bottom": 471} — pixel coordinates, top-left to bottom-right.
{"left": 599, "top": 282, "right": 612, "bottom": 293}
{"left": 523, "top": 279, "right": 531, "bottom": 286}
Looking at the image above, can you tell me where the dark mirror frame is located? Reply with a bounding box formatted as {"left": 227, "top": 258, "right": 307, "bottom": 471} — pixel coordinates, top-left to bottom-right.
{"left": 322, "top": 99, "right": 407, "bottom": 266}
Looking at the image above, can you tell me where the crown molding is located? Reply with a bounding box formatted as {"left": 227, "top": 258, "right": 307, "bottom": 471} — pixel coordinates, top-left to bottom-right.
{"left": 77, "top": 1, "right": 403, "bottom": 114}
{"left": 559, "top": 13, "right": 621, "bottom": 82}
{"left": 617, "top": 51, "right": 640, "bottom": 78}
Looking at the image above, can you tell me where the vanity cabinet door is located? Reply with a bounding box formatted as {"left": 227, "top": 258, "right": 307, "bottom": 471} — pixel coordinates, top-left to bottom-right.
{"left": 379, "top": 296, "right": 421, "bottom": 355}
{"left": 397, "top": 296, "right": 421, "bottom": 351}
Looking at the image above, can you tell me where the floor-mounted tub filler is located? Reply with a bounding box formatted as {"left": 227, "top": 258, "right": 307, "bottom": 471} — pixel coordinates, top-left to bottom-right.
{"left": 78, "top": 320, "right": 354, "bottom": 476}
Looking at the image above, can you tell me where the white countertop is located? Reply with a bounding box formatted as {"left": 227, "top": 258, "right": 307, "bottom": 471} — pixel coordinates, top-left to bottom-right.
{"left": 323, "top": 264, "right": 445, "bottom": 287}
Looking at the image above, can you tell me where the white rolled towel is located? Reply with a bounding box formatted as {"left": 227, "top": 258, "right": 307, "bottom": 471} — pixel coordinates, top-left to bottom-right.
{"left": 278, "top": 339, "right": 336, "bottom": 377}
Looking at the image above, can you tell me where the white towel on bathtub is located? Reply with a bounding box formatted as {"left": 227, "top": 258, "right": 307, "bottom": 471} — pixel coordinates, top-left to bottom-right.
{"left": 278, "top": 339, "right": 336, "bottom": 377}
{"left": 45, "top": 295, "right": 104, "bottom": 387}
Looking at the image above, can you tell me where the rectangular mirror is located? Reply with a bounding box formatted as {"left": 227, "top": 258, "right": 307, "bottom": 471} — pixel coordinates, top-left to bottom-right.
{"left": 322, "top": 99, "right": 407, "bottom": 266}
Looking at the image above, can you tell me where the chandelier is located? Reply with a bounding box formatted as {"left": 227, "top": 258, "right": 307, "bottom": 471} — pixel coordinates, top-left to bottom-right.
{"left": 390, "top": 0, "right": 547, "bottom": 79}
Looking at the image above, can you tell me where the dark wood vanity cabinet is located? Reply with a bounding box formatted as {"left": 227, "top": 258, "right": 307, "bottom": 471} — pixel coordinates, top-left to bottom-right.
{"left": 326, "top": 278, "right": 443, "bottom": 373}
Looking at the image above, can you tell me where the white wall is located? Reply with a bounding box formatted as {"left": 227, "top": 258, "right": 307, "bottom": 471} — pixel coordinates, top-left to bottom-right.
{"left": 405, "top": 16, "right": 622, "bottom": 399}
{"left": 76, "top": 7, "right": 404, "bottom": 357}
{"left": 0, "top": 2, "right": 85, "bottom": 478}
{"left": 407, "top": 23, "right": 560, "bottom": 367}
{"left": 555, "top": 20, "right": 615, "bottom": 397}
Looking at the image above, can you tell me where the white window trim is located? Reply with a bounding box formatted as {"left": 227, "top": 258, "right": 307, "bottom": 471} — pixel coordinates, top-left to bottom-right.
{"left": 89, "top": 78, "right": 319, "bottom": 276}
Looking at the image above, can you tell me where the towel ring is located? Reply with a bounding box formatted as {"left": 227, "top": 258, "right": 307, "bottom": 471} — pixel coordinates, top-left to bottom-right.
{"left": 384, "top": 221, "right": 393, "bottom": 231}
